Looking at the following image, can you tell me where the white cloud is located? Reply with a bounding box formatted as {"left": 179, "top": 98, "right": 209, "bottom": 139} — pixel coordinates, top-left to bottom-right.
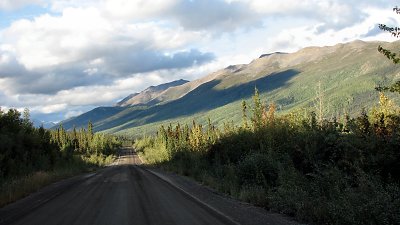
{"left": 265, "top": 7, "right": 400, "bottom": 53}
{"left": 0, "top": 6, "right": 213, "bottom": 95}
{"left": 48, "top": 0, "right": 261, "bottom": 31}
{"left": 40, "top": 103, "right": 67, "bottom": 113}
{"left": 230, "top": 0, "right": 396, "bottom": 33}
{"left": 49, "top": 0, "right": 98, "bottom": 12}
{"left": 2, "top": 7, "right": 207, "bottom": 70}
{"left": 3, "top": 71, "right": 171, "bottom": 115}
{"left": 102, "top": 0, "right": 177, "bottom": 20}
{"left": 3, "top": 7, "right": 112, "bottom": 69}
{"left": 1, "top": 0, "right": 399, "bottom": 122}
{"left": 3, "top": 72, "right": 196, "bottom": 125}
{"left": 0, "top": 0, "right": 43, "bottom": 10}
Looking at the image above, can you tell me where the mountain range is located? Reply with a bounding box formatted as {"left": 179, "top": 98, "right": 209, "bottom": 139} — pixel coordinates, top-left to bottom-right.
{"left": 56, "top": 40, "right": 400, "bottom": 136}
{"left": 115, "top": 79, "right": 189, "bottom": 107}
{"left": 32, "top": 119, "right": 56, "bottom": 129}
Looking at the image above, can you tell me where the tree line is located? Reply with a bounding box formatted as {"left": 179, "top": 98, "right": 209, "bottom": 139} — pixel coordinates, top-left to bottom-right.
{"left": 52, "top": 122, "right": 121, "bottom": 159}
{"left": 0, "top": 108, "right": 121, "bottom": 181}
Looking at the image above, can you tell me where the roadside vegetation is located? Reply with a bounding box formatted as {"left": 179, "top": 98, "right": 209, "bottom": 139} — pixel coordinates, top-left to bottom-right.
{"left": 135, "top": 88, "right": 400, "bottom": 225}
{"left": 0, "top": 108, "right": 121, "bottom": 207}
{"left": 136, "top": 10, "right": 400, "bottom": 224}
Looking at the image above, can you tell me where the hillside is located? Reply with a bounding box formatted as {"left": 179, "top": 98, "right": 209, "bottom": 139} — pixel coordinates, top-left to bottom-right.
{"left": 58, "top": 79, "right": 189, "bottom": 130}
{"left": 59, "top": 40, "right": 400, "bottom": 135}
{"left": 116, "top": 79, "right": 189, "bottom": 107}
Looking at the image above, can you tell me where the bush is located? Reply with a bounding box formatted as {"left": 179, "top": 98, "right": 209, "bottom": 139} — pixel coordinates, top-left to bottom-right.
{"left": 136, "top": 91, "right": 400, "bottom": 225}
{"left": 237, "top": 153, "right": 279, "bottom": 187}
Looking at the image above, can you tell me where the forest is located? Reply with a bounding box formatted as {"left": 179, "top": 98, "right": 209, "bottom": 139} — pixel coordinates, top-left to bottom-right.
{"left": 135, "top": 89, "right": 400, "bottom": 225}
{"left": 0, "top": 108, "right": 121, "bottom": 206}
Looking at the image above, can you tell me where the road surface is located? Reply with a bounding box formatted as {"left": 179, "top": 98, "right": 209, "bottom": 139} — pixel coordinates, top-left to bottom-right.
{"left": 0, "top": 148, "right": 236, "bottom": 225}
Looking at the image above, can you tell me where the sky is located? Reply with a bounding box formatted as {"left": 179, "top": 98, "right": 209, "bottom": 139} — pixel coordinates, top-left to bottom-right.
{"left": 0, "top": 0, "right": 399, "bottom": 122}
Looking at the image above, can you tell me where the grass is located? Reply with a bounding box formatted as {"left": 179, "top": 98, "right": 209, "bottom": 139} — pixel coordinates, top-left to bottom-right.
{"left": 0, "top": 154, "right": 116, "bottom": 208}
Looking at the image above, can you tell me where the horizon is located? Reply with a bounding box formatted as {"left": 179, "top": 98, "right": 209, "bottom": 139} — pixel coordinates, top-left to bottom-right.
{"left": 0, "top": 0, "right": 398, "bottom": 122}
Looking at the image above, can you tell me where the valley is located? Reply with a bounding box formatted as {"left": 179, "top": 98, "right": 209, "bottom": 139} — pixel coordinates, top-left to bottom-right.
{"left": 60, "top": 40, "right": 400, "bottom": 136}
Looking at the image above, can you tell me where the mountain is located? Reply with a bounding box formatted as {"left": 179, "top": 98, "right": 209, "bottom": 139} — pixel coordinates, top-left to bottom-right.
{"left": 57, "top": 79, "right": 189, "bottom": 130}
{"left": 32, "top": 119, "right": 56, "bottom": 129}
{"left": 116, "top": 79, "right": 189, "bottom": 107}
{"left": 115, "top": 93, "right": 139, "bottom": 106}
{"left": 59, "top": 40, "right": 400, "bottom": 136}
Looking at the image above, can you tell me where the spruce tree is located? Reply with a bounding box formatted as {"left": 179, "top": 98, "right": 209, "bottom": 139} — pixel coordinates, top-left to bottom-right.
{"left": 251, "top": 87, "right": 263, "bottom": 129}
{"left": 22, "top": 108, "right": 31, "bottom": 127}
{"left": 241, "top": 100, "right": 249, "bottom": 129}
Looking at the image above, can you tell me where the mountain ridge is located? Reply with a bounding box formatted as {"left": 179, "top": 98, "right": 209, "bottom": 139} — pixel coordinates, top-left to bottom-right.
{"left": 116, "top": 79, "right": 189, "bottom": 107}
{"left": 57, "top": 40, "right": 400, "bottom": 135}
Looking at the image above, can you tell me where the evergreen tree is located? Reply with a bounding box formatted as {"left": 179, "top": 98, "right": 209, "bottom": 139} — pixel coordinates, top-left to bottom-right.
{"left": 22, "top": 108, "right": 31, "bottom": 126}
{"left": 88, "top": 121, "right": 94, "bottom": 141}
{"left": 251, "top": 87, "right": 263, "bottom": 129}
{"left": 241, "top": 100, "right": 249, "bottom": 129}
{"left": 72, "top": 126, "right": 78, "bottom": 151}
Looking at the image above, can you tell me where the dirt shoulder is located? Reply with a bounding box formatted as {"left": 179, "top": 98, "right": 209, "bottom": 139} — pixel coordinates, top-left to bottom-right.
{"left": 145, "top": 167, "right": 304, "bottom": 225}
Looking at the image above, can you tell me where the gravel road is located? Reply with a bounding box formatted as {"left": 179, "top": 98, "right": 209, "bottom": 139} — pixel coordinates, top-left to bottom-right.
{"left": 0, "top": 148, "right": 301, "bottom": 225}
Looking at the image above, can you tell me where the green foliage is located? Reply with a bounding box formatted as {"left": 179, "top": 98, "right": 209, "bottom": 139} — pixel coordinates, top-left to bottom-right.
{"left": 376, "top": 80, "right": 400, "bottom": 94}
{"left": 378, "top": 45, "right": 400, "bottom": 64}
{"left": 136, "top": 89, "right": 400, "bottom": 225}
{"left": 0, "top": 153, "right": 115, "bottom": 207}
{"left": 241, "top": 100, "right": 249, "bottom": 129}
{"left": 136, "top": 135, "right": 169, "bottom": 164}
{"left": 0, "top": 108, "right": 59, "bottom": 179}
{"left": 251, "top": 87, "right": 263, "bottom": 129}
{"left": 51, "top": 122, "right": 121, "bottom": 157}
{"left": 0, "top": 107, "right": 121, "bottom": 206}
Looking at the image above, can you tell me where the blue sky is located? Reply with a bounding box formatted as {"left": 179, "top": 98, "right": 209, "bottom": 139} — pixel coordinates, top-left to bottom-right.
{"left": 0, "top": 5, "right": 46, "bottom": 28}
{"left": 0, "top": 0, "right": 399, "bottom": 122}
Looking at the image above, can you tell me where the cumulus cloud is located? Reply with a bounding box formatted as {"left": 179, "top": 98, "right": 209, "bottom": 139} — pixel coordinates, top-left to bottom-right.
{"left": 102, "top": 0, "right": 177, "bottom": 20}
{"left": 231, "top": 0, "right": 395, "bottom": 33}
{"left": 0, "top": 0, "right": 398, "bottom": 122}
{"left": 103, "top": 48, "right": 214, "bottom": 75}
{"left": 246, "top": 0, "right": 366, "bottom": 32}
{"left": 0, "top": 7, "right": 214, "bottom": 95}
{"left": 1, "top": 64, "right": 113, "bottom": 94}
{"left": 170, "top": 0, "right": 261, "bottom": 31}
{"left": 0, "top": 0, "right": 43, "bottom": 10}
{"left": 0, "top": 48, "right": 213, "bottom": 95}
{"left": 0, "top": 49, "right": 27, "bottom": 77}
{"left": 5, "top": 70, "right": 172, "bottom": 121}
{"left": 48, "top": 0, "right": 261, "bottom": 31}
{"left": 3, "top": 7, "right": 196, "bottom": 69}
